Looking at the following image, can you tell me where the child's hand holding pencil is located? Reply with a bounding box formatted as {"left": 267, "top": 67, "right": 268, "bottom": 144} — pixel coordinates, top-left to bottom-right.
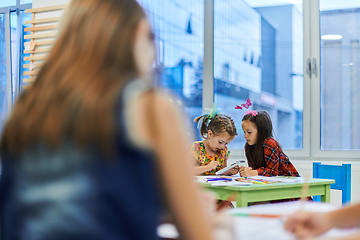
{"left": 207, "top": 161, "right": 220, "bottom": 171}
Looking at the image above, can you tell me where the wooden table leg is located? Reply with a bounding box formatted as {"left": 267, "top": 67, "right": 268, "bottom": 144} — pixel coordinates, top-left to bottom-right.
{"left": 236, "top": 192, "right": 249, "bottom": 208}
{"left": 321, "top": 184, "right": 331, "bottom": 203}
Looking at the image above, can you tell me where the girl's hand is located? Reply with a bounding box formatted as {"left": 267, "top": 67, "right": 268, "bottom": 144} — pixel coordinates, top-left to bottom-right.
{"left": 224, "top": 165, "right": 239, "bottom": 176}
{"left": 239, "top": 166, "right": 258, "bottom": 177}
{"left": 207, "top": 161, "right": 220, "bottom": 171}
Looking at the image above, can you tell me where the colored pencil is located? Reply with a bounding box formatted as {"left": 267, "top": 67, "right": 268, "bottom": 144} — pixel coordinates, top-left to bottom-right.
{"left": 206, "top": 178, "right": 232, "bottom": 182}
{"left": 232, "top": 212, "right": 284, "bottom": 219}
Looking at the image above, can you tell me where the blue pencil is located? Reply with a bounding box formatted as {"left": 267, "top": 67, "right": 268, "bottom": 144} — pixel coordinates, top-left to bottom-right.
{"left": 207, "top": 178, "right": 232, "bottom": 182}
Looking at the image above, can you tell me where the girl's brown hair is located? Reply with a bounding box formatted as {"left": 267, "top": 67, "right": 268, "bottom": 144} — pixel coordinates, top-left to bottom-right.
{"left": 1, "top": 0, "right": 147, "bottom": 154}
{"left": 194, "top": 114, "right": 237, "bottom": 139}
{"left": 243, "top": 110, "right": 284, "bottom": 168}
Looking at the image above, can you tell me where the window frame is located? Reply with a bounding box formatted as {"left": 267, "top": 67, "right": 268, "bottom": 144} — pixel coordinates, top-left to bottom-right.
{"left": 6, "top": 0, "right": 359, "bottom": 160}
{"left": 309, "top": 0, "right": 360, "bottom": 160}
{"left": 0, "top": 0, "right": 32, "bottom": 113}
{"left": 202, "top": 0, "right": 360, "bottom": 160}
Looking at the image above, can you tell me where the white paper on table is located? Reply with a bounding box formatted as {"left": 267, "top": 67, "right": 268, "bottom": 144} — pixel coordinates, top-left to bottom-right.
{"left": 194, "top": 176, "right": 219, "bottom": 182}
{"left": 158, "top": 201, "right": 358, "bottom": 240}
{"left": 195, "top": 176, "right": 239, "bottom": 183}
{"left": 248, "top": 176, "right": 301, "bottom": 183}
{"left": 228, "top": 201, "right": 358, "bottom": 240}
{"left": 211, "top": 181, "right": 253, "bottom": 186}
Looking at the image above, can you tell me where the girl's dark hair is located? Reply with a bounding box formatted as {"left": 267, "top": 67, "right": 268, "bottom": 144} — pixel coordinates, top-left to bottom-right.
{"left": 243, "top": 110, "right": 276, "bottom": 168}
{"left": 194, "top": 114, "right": 237, "bottom": 139}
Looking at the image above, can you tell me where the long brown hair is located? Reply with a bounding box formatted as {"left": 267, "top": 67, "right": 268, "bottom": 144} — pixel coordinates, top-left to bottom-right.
{"left": 243, "top": 111, "right": 274, "bottom": 168}
{"left": 1, "top": 0, "right": 147, "bottom": 154}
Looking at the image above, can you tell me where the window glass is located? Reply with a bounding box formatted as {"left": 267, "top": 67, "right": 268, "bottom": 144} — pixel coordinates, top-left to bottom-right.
{"left": 21, "top": 0, "right": 32, "bottom": 4}
{"left": 138, "top": 0, "right": 204, "bottom": 139}
{"left": 0, "top": 13, "right": 9, "bottom": 134}
{"left": 0, "top": 1, "right": 16, "bottom": 8}
{"left": 10, "top": 12, "right": 17, "bottom": 103}
{"left": 20, "top": 12, "right": 32, "bottom": 90}
{"left": 214, "top": 0, "right": 304, "bottom": 150}
{"left": 320, "top": 0, "right": 360, "bottom": 150}
{"left": 0, "top": 10, "right": 32, "bottom": 135}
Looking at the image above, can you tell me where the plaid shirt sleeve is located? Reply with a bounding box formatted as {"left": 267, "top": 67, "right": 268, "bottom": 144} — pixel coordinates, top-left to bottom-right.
{"left": 256, "top": 138, "right": 300, "bottom": 177}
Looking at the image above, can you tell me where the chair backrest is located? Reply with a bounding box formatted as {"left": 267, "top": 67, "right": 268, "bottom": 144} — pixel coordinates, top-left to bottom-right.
{"left": 313, "top": 162, "right": 351, "bottom": 204}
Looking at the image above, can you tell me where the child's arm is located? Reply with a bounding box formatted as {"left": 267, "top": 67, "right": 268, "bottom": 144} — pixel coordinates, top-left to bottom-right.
{"left": 326, "top": 203, "right": 360, "bottom": 229}
{"left": 285, "top": 202, "right": 360, "bottom": 238}
{"left": 193, "top": 161, "right": 220, "bottom": 175}
{"left": 239, "top": 166, "right": 258, "bottom": 177}
{"left": 190, "top": 143, "right": 220, "bottom": 175}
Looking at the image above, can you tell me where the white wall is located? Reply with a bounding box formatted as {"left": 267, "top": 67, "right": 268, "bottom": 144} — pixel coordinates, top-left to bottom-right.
{"left": 33, "top": 0, "right": 70, "bottom": 8}
{"left": 31, "top": 0, "right": 69, "bottom": 33}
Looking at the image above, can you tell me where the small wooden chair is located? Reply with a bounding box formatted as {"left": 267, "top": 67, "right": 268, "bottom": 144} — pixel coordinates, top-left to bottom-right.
{"left": 313, "top": 162, "right": 351, "bottom": 204}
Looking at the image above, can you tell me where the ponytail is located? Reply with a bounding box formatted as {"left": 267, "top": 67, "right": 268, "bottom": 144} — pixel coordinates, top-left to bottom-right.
{"left": 194, "top": 115, "right": 210, "bottom": 139}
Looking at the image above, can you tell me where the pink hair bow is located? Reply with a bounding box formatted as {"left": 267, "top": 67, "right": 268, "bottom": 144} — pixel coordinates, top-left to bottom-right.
{"left": 235, "top": 98, "right": 252, "bottom": 110}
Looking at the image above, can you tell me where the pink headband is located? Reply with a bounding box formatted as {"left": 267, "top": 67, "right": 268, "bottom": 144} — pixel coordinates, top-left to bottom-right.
{"left": 244, "top": 110, "right": 258, "bottom": 117}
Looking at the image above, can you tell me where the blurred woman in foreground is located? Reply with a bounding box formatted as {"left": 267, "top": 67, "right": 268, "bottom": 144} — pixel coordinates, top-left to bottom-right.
{"left": 0, "top": 0, "right": 213, "bottom": 239}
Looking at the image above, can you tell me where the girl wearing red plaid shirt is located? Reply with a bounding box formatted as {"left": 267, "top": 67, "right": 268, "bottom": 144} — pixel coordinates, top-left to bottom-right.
{"left": 239, "top": 110, "right": 300, "bottom": 178}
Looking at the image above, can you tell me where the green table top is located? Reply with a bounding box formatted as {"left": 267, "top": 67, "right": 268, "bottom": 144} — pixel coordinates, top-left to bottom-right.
{"left": 197, "top": 178, "right": 335, "bottom": 192}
